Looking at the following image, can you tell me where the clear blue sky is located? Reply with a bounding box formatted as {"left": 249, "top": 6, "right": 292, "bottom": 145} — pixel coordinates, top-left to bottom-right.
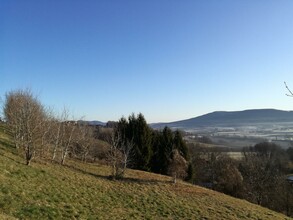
{"left": 1, "top": 0, "right": 293, "bottom": 123}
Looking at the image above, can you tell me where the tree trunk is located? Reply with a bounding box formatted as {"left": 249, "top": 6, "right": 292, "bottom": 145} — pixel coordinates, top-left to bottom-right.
{"left": 112, "top": 162, "right": 116, "bottom": 180}
{"left": 61, "top": 151, "right": 67, "bottom": 165}
{"left": 173, "top": 174, "right": 177, "bottom": 184}
{"left": 26, "top": 159, "right": 31, "bottom": 166}
{"left": 52, "top": 147, "right": 57, "bottom": 161}
{"left": 25, "top": 145, "right": 33, "bottom": 166}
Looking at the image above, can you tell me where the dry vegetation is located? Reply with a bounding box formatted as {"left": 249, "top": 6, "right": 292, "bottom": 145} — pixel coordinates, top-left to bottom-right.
{"left": 0, "top": 123, "right": 291, "bottom": 219}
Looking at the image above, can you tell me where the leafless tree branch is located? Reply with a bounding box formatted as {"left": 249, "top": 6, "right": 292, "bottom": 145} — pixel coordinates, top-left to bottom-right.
{"left": 284, "top": 82, "right": 293, "bottom": 97}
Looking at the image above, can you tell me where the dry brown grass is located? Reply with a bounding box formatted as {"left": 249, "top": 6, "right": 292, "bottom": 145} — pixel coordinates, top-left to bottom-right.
{"left": 0, "top": 123, "right": 291, "bottom": 219}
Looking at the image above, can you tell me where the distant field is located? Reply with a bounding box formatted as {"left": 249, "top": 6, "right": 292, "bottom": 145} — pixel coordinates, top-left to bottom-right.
{"left": 0, "top": 124, "right": 291, "bottom": 219}
{"left": 210, "top": 136, "right": 266, "bottom": 148}
{"left": 210, "top": 136, "right": 293, "bottom": 149}
{"left": 185, "top": 133, "right": 267, "bottom": 150}
{"left": 187, "top": 135, "right": 291, "bottom": 160}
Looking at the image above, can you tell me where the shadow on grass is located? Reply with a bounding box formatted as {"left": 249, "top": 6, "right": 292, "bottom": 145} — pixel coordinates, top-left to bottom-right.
{"left": 0, "top": 139, "right": 25, "bottom": 166}
{"left": 64, "top": 164, "right": 170, "bottom": 184}
{"left": 0, "top": 150, "right": 24, "bottom": 165}
{"left": 64, "top": 164, "right": 110, "bottom": 180}
{"left": 119, "top": 176, "right": 170, "bottom": 185}
{"left": 0, "top": 139, "right": 15, "bottom": 149}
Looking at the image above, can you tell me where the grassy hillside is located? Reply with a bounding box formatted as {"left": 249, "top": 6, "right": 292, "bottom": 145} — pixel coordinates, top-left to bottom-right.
{"left": 0, "top": 124, "right": 292, "bottom": 219}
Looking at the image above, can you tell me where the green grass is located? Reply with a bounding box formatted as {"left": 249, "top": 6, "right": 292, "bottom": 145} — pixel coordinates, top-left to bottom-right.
{"left": 0, "top": 123, "right": 292, "bottom": 219}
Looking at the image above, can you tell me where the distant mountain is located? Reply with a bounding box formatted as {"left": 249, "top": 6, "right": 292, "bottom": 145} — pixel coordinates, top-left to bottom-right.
{"left": 78, "top": 120, "right": 106, "bottom": 126}
{"left": 88, "top": 121, "right": 106, "bottom": 126}
{"left": 151, "top": 109, "right": 293, "bottom": 130}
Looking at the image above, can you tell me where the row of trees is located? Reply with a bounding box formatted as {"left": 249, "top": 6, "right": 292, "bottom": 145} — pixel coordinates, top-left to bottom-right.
{"left": 189, "top": 141, "right": 293, "bottom": 216}
{"left": 3, "top": 89, "right": 97, "bottom": 166}
{"left": 2, "top": 89, "right": 191, "bottom": 183}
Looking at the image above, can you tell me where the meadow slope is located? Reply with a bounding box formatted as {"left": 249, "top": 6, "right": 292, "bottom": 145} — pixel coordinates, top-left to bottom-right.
{"left": 0, "top": 124, "right": 291, "bottom": 219}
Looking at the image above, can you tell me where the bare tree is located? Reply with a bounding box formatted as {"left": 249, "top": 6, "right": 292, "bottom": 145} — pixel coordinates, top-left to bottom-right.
{"left": 49, "top": 108, "right": 76, "bottom": 165}
{"left": 213, "top": 155, "right": 243, "bottom": 197}
{"left": 240, "top": 143, "right": 284, "bottom": 206}
{"left": 168, "top": 149, "right": 188, "bottom": 184}
{"left": 106, "top": 129, "right": 133, "bottom": 179}
{"left": 4, "top": 91, "right": 24, "bottom": 149}
{"left": 74, "top": 122, "right": 95, "bottom": 162}
{"left": 50, "top": 118, "right": 63, "bottom": 161}
{"left": 3, "top": 89, "right": 47, "bottom": 165}
{"left": 121, "top": 139, "right": 134, "bottom": 174}
{"left": 107, "top": 130, "right": 123, "bottom": 179}
{"left": 60, "top": 121, "right": 76, "bottom": 165}
{"left": 39, "top": 109, "right": 54, "bottom": 159}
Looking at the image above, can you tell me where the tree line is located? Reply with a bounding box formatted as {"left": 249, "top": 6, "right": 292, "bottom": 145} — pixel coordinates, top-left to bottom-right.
{"left": 2, "top": 89, "right": 190, "bottom": 183}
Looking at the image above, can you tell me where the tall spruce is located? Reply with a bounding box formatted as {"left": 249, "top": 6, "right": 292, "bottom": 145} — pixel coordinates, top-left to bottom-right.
{"left": 116, "top": 113, "right": 153, "bottom": 171}
{"left": 151, "top": 128, "right": 190, "bottom": 176}
{"left": 132, "top": 113, "right": 153, "bottom": 170}
{"left": 151, "top": 127, "right": 174, "bottom": 174}
{"left": 173, "top": 130, "right": 189, "bottom": 160}
{"left": 161, "top": 127, "right": 174, "bottom": 174}
{"left": 150, "top": 130, "right": 164, "bottom": 174}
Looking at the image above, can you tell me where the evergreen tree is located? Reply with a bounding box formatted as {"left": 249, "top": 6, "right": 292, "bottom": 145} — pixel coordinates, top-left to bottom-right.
{"left": 132, "top": 113, "right": 153, "bottom": 170}
{"left": 185, "top": 163, "right": 195, "bottom": 183}
{"left": 150, "top": 127, "right": 174, "bottom": 175}
{"left": 150, "top": 130, "right": 163, "bottom": 173}
{"left": 116, "top": 117, "right": 128, "bottom": 146}
{"left": 173, "top": 130, "right": 189, "bottom": 160}
{"left": 116, "top": 113, "right": 153, "bottom": 171}
{"left": 161, "top": 127, "right": 174, "bottom": 174}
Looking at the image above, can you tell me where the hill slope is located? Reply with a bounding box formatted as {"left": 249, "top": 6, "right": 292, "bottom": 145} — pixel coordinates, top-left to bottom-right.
{"left": 0, "top": 124, "right": 291, "bottom": 219}
{"left": 151, "top": 109, "right": 293, "bottom": 129}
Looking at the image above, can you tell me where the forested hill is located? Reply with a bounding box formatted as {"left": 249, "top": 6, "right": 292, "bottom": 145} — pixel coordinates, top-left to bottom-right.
{"left": 151, "top": 109, "right": 293, "bottom": 129}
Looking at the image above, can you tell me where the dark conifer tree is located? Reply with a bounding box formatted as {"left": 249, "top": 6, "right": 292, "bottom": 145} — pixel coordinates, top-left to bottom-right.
{"left": 150, "top": 128, "right": 171, "bottom": 174}
{"left": 185, "top": 163, "right": 195, "bottom": 182}
{"left": 150, "top": 130, "right": 163, "bottom": 173}
{"left": 173, "top": 130, "right": 189, "bottom": 161}
{"left": 133, "top": 113, "right": 153, "bottom": 170}
{"left": 116, "top": 113, "right": 153, "bottom": 171}
{"left": 159, "top": 127, "right": 174, "bottom": 174}
{"left": 116, "top": 117, "right": 128, "bottom": 145}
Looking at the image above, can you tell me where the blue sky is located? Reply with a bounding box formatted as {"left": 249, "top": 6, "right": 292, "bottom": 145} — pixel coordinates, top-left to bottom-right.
{"left": 1, "top": 0, "right": 293, "bottom": 123}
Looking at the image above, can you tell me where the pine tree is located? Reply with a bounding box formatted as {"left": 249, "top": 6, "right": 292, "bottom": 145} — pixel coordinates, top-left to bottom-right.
{"left": 132, "top": 113, "right": 153, "bottom": 170}
{"left": 116, "top": 113, "right": 153, "bottom": 171}
{"left": 150, "top": 127, "right": 174, "bottom": 175}
{"left": 173, "top": 130, "right": 190, "bottom": 160}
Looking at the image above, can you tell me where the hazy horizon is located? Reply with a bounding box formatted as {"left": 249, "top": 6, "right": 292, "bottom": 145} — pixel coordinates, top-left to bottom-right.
{"left": 86, "top": 108, "right": 293, "bottom": 124}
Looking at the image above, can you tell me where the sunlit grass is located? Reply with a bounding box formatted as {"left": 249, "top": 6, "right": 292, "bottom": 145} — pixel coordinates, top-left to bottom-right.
{"left": 0, "top": 123, "right": 291, "bottom": 219}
